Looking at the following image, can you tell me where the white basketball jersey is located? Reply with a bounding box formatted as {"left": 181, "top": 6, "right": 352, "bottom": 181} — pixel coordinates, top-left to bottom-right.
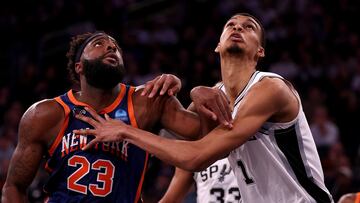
{"left": 220, "top": 71, "right": 333, "bottom": 203}
{"left": 194, "top": 158, "right": 241, "bottom": 203}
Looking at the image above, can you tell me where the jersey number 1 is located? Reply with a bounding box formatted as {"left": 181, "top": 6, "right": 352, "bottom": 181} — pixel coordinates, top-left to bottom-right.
{"left": 67, "top": 155, "right": 115, "bottom": 197}
{"left": 237, "top": 160, "right": 254, "bottom": 184}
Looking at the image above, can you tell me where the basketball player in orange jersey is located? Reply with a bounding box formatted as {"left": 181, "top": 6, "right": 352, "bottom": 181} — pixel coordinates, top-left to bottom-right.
{"left": 2, "top": 31, "right": 232, "bottom": 202}
{"left": 74, "top": 13, "right": 334, "bottom": 202}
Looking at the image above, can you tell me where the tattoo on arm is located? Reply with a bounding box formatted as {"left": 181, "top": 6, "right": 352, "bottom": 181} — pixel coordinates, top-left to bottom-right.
{"left": 7, "top": 143, "right": 44, "bottom": 191}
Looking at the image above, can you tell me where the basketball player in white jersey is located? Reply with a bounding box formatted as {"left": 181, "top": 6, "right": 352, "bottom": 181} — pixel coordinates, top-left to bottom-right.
{"left": 74, "top": 13, "right": 333, "bottom": 202}
{"left": 160, "top": 159, "right": 240, "bottom": 203}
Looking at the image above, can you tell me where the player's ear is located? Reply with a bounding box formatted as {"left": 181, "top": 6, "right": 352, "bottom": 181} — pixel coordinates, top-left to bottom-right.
{"left": 75, "top": 62, "right": 83, "bottom": 74}
{"left": 257, "top": 46, "right": 265, "bottom": 58}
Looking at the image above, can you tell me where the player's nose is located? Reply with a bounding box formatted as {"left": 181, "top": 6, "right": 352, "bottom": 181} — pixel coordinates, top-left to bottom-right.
{"left": 233, "top": 24, "right": 243, "bottom": 31}
{"left": 106, "top": 42, "right": 117, "bottom": 52}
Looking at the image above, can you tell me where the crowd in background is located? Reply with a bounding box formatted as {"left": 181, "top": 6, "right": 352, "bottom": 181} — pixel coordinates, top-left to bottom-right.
{"left": 0, "top": 0, "right": 359, "bottom": 202}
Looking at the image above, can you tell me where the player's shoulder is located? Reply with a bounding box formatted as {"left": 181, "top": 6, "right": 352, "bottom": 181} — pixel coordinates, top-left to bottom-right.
{"left": 338, "top": 193, "right": 355, "bottom": 203}
{"left": 246, "top": 76, "right": 297, "bottom": 113}
{"left": 338, "top": 193, "right": 356, "bottom": 203}
{"left": 213, "top": 81, "right": 223, "bottom": 89}
{"left": 259, "top": 75, "right": 287, "bottom": 87}
{"left": 252, "top": 76, "right": 291, "bottom": 97}
{"left": 21, "top": 99, "right": 65, "bottom": 127}
{"left": 18, "top": 99, "right": 65, "bottom": 143}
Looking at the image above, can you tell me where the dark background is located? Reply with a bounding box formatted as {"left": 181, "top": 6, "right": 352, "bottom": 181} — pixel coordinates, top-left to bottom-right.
{"left": 0, "top": 0, "right": 359, "bottom": 202}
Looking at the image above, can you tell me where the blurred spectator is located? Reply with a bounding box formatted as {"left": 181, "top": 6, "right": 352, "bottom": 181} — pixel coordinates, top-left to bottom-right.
{"left": 310, "top": 105, "right": 339, "bottom": 149}
{"left": 0, "top": 136, "right": 14, "bottom": 192}
{"left": 269, "top": 51, "right": 299, "bottom": 81}
{"left": 351, "top": 63, "right": 360, "bottom": 94}
{"left": 324, "top": 143, "right": 356, "bottom": 201}
{"left": 0, "top": 86, "right": 10, "bottom": 124}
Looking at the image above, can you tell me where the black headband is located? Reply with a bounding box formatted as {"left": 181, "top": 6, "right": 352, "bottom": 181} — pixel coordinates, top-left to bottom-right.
{"left": 74, "top": 32, "right": 109, "bottom": 63}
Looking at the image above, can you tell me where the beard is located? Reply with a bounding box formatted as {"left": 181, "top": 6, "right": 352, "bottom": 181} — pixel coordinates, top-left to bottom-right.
{"left": 83, "top": 57, "right": 125, "bottom": 89}
{"left": 226, "top": 44, "right": 244, "bottom": 55}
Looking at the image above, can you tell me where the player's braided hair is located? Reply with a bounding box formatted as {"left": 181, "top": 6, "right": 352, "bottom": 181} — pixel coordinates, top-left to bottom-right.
{"left": 66, "top": 32, "right": 93, "bottom": 83}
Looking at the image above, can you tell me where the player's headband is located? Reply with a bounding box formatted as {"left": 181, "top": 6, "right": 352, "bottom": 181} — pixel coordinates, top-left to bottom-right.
{"left": 75, "top": 32, "right": 117, "bottom": 63}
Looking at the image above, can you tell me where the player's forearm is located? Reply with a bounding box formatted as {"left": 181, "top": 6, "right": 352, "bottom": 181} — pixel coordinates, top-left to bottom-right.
{"left": 1, "top": 184, "right": 27, "bottom": 203}
{"left": 160, "top": 168, "right": 193, "bottom": 203}
{"left": 163, "top": 109, "right": 202, "bottom": 140}
{"left": 187, "top": 103, "right": 219, "bottom": 138}
{"left": 168, "top": 122, "right": 201, "bottom": 141}
{"left": 125, "top": 126, "right": 203, "bottom": 171}
{"left": 159, "top": 194, "right": 183, "bottom": 203}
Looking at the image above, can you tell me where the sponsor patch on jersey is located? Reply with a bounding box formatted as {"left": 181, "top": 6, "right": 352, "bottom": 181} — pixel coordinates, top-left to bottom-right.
{"left": 115, "top": 109, "right": 129, "bottom": 122}
{"left": 72, "top": 106, "right": 87, "bottom": 116}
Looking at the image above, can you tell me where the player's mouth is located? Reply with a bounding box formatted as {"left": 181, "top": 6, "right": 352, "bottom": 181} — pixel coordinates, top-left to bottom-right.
{"left": 230, "top": 33, "right": 244, "bottom": 42}
{"left": 103, "top": 53, "right": 119, "bottom": 64}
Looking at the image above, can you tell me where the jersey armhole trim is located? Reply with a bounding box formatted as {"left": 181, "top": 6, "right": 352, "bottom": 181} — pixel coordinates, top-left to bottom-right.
{"left": 44, "top": 162, "right": 54, "bottom": 173}
{"left": 134, "top": 152, "right": 149, "bottom": 203}
{"left": 128, "top": 86, "right": 139, "bottom": 128}
{"left": 48, "top": 97, "right": 71, "bottom": 156}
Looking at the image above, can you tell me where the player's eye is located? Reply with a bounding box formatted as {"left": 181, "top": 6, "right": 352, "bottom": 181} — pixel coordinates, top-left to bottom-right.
{"left": 94, "top": 41, "right": 103, "bottom": 47}
{"left": 226, "top": 22, "right": 235, "bottom": 27}
{"left": 245, "top": 24, "right": 255, "bottom": 30}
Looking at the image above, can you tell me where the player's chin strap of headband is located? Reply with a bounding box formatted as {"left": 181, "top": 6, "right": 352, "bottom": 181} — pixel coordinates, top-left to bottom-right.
{"left": 75, "top": 32, "right": 115, "bottom": 63}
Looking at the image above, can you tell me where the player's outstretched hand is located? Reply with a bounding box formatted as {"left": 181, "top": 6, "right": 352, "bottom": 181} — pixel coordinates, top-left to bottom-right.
{"left": 73, "top": 107, "right": 128, "bottom": 150}
{"left": 190, "top": 86, "right": 233, "bottom": 128}
{"left": 141, "top": 74, "right": 182, "bottom": 98}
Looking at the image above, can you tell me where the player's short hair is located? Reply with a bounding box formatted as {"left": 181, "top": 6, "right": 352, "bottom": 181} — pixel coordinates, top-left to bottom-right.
{"left": 66, "top": 32, "right": 93, "bottom": 83}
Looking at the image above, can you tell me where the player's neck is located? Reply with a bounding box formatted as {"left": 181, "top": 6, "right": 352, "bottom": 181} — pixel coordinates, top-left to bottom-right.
{"left": 76, "top": 81, "right": 121, "bottom": 111}
{"left": 221, "top": 57, "right": 257, "bottom": 106}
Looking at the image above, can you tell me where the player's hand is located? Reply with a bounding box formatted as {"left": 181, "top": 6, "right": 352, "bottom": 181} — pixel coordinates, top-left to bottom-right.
{"left": 141, "top": 74, "right": 182, "bottom": 98}
{"left": 190, "top": 86, "right": 233, "bottom": 128}
{"left": 73, "top": 107, "right": 128, "bottom": 150}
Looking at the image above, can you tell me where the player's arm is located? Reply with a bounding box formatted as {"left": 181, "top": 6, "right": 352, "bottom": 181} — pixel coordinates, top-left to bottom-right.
{"left": 158, "top": 85, "right": 232, "bottom": 139}
{"left": 140, "top": 74, "right": 232, "bottom": 136}
{"left": 158, "top": 96, "right": 202, "bottom": 139}
{"left": 134, "top": 73, "right": 201, "bottom": 139}
{"left": 188, "top": 84, "right": 232, "bottom": 130}
{"left": 159, "top": 168, "right": 194, "bottom": 203}
{"left": 75, "top": 78, "right": 296, "bottom": 170}
{"left": 2, "top": 100, "right": 63, "bottom": 202}
{"left": 159, "top": 103, "right": 216, "bottom": 203}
